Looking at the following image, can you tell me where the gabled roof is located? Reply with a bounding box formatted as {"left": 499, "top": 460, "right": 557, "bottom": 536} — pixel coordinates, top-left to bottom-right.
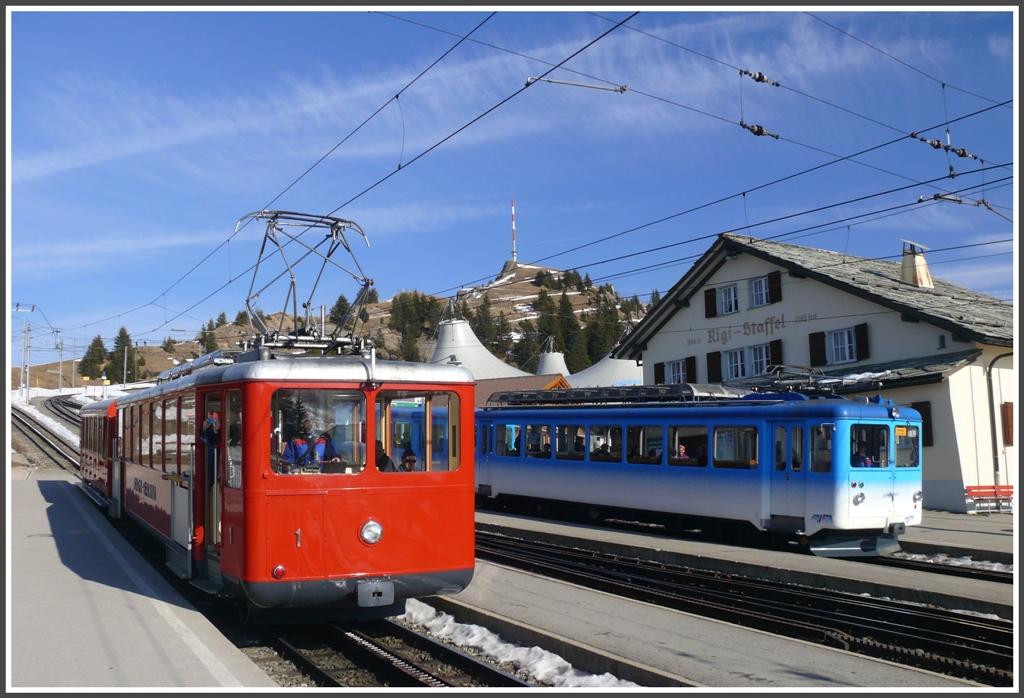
{"left": 475, "top": 374, "right": 571, "bottom": 408}
{"left": 614, "top": 233, "right": 1013, "bottom": 360}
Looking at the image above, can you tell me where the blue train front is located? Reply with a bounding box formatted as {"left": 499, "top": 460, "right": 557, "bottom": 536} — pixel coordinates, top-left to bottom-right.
{"left": 475, "top": 390, "right": 923, "bottom": 556}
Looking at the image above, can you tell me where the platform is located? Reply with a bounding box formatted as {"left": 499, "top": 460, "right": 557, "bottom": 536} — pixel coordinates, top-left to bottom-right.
{"left": 476, "top": 510, "right": 1014, "bottom": 619}
{"left": 8, "top": 467, "right": 276, "bottom": 688}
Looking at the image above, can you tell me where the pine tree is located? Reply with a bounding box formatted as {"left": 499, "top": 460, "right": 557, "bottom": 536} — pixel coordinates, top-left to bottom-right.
{"left": 365, "top": 288, "right": 379, "bottom": 304}
{"left": 471, "top": 295, "right": 496, "bottom": 350}
{"left": 493, "top": 312, "right": 514, "bottom": 359}
{"left": 233, "top": 310, "right": 248, "bottom": 326}
{"left": 329, "top": 293, "right": 351, "bottom": 326}
{"left": 511, "top": 319, "right": 540, "bottom": 373}
{"left": 399, "top": 330, "right": 421, "bottom": 362}
{"left": 162, "top": 337, "right": 176, "bottom": 352}
{"left": 583, "top": 273, "right": 593, "bottom": 290}
{"left": 79, "top": 335, "right": 108, "bottom": 380}
{"left": 650, "top": 288, "right": 661, "bottom": 307}
{"left": 216, "top": 312, "right": 228, "bottom": 327}
{"left": 108, "top": 327, "right": 145, "bottom": 383}
{"left": 535, "top": 290, "right": 561, "bottom": 352}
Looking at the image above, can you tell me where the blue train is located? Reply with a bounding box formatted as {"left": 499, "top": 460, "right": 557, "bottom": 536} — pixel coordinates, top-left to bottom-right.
{"left": 474, "top": 386, "right": 923, "bottom": 556}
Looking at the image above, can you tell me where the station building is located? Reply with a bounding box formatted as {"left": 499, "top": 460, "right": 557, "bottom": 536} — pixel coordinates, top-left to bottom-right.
{"left": 613, "top": 233, "right": 1014, "bottom": 513}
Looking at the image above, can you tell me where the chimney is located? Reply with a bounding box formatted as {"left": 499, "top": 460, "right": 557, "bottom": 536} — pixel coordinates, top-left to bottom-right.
{"left": 900, "top": 239, "right": 934, "bottom": 289}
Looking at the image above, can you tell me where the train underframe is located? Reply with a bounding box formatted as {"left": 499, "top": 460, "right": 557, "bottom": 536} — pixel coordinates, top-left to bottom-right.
{"left": 477, "top": 492, "right": 904, "bottom": 558}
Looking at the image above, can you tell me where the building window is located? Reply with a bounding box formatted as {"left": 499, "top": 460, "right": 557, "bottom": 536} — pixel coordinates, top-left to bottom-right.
{"left": 750, "top": 343, "right": 771, "bottom": 376}
{"left": 725, "top": 348, "right": 746, "bottom": 380}
{"left": 719, "top": 284, "right": 739, "bottom": 315}
{"left": 829, "top": 328, "right": 857, "bottom": 364}
{"left": 750, "top": 277, "right": 769, "bottom": 308}
{"left": 668, "top": 360, "right": 684, "bottom": 384}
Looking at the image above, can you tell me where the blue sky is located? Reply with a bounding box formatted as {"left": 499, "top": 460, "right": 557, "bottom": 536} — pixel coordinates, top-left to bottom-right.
{"left": 7, "top": 9, "right": 1017, "bottom": 364}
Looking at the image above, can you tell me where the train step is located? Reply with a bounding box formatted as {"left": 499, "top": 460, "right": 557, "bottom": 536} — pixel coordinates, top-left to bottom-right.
{"left": 189, "top": 579, "right": 233, "bottom": 597}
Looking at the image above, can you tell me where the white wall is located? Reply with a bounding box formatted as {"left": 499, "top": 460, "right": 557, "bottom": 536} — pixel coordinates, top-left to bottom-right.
{"left": 644, "top": 253, "right": 975, "bottom": 383}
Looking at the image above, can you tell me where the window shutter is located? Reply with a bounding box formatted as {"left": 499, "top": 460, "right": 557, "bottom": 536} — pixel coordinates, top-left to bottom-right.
{"left": 808, "top": 332, "right": 827, "bottom": 367}
{"left": 706, "top": 352, "right": 722, "bottom": 383}
{"left": 910, "top": 401, "right": 934, "bottom": 447}
{"left": 1001, "top": 402, "right": 1014, "bottom": 446}
{"left": 685, "top": 356, "right": 697, "bottom": 383}
{"left": 855, "top": 323, "right": 869, "bottom": 361}
{"left": 767, "top": 271, "right": 782, "bottom": 304}
{"left": 769, "top": 339, "right": 783, "bottom": 367}
{"left": 653, "top": 362, "right": 665, "bottom": 385}
{"left": 704, "top": 288, "right": 717, "bottom": 318}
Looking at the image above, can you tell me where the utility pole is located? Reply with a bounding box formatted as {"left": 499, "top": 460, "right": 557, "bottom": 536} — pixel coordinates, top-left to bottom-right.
{"left": 13, "top": 305, "right": 32, "bottom": 401}
{"left": 71, "top": 338, "right": 76, "bottom": 389}
{"left": 26, "top": 324, "right": 32, "bottom": 399}
{"left": 123, "top": 340, "right": 129, "bottom": 387}
{"left": 57, "top": 334, "right": 64, "bottom": 394}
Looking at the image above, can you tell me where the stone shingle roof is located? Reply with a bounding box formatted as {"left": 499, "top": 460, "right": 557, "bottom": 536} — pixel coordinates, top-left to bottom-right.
{"left": 615, "top": 233, "right": 1013, "bottom": 360}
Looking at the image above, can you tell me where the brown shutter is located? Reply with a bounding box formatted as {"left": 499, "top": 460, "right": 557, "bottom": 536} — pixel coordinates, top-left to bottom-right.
{"left": 855, "top": 323, "right": 869, "bottom": 361}
{"left": 769, "top": 339, "right": 783, "bottom": 367}
{"left": 767, "top": 270, "right": 782, "bottom": 304}
{"left": 910, "top": 401, "right": 934, "bottom": 447}
{"left": 706, "top": 352, "right": 722, "bottom": 383}
{"left": 653, "top": 362, "right": 665, "bottom": 385}
{"left": 685, "top": 356, "right": 697, "bottom": 383}
{"left": 1001, "top": 402, "right": 1014, "bottom": 446}
{"left": 704, "top": 288, "right": 717, "bottom": 318}
{"left": 808, "top": 332, "right": 827, "bottom": 367}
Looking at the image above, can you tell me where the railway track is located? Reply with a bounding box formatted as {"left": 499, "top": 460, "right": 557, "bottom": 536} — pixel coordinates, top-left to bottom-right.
{"left": 44, "top": 395, "right": 83, "bottom": 428}
{"left": 11, "top": 408, "right": 81, "bottom": 471}
{"left": 861, "top": 555, "right": 1013, "bottom": 585}
{"left": 268, "top": 620, "right": 531, "bottom": 687}
{"left": 475, "top": 530, "right": 1013, "bottom": 686}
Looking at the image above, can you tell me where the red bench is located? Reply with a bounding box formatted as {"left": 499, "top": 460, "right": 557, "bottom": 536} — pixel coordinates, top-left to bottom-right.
{"left": 965, "top": 485, "right": 1014, "bottom": 514}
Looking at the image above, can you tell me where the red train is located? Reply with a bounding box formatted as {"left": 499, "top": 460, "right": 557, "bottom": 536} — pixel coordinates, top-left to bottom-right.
{"left": 79, "top": 348, "right": 476, "bottom": 621}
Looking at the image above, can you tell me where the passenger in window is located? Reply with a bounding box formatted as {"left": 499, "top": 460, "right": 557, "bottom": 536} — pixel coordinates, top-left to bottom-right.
{"left": 283, "top": 414, "right": 327, "bottom": 473}
{"left": 851, "top": 442, "right": 873, "bottom": 467}
{"left": 574, "top": 436, "right": 585, "bottom": 454}
{"left": 592, "top": 443, "right": 610, "bottom": 458}
{"left": 376, "top": 440, "right": 397, "bottom": 472}
{"left": 541, "top": 443, "right": 552, "bottom": 457}
{"left": 695, "top": 444, "right": 707, "bottom": 466}
{"left": 677, "top": 444, "right": 690, "bottom": 461}
{"left": 399, "top": 447, "right": 420, "bottom": 472}
{"left": 202, "top": 412, "right": 221, "bottom": 483}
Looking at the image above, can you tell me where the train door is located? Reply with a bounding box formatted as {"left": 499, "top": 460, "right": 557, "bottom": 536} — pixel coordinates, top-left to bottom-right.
{"left": 201, "top": 393, "right": 223, "bottom": 581}
{"left": 770, "top": 422, "right": 806, "bottom": 520}
{"left": 847, "top": 423, "right": 894, "bottom": 519}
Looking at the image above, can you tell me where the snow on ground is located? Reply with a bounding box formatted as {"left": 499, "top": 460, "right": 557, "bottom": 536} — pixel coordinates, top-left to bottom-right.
{"left": 399, "top": 599, "right": 638, "bottom": 688}
{"left": 891, "top": 550, "right": 1013, "bottom": 574}
{"left": 12, "top": 399, "right": 82, "bottom": 446}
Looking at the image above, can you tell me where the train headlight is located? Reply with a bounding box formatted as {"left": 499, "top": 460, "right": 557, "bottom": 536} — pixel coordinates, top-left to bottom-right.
{"left": 852, "top": 493, "right": 865, "bottom": 505}
{"left": 360, "top": 521, "right": 383, "bottom": 545}
{"left": 272, "top": 565, "right": 286, "bottom": 579}
{"left": 889, "top": 406, "right": 899, "bottom": 418}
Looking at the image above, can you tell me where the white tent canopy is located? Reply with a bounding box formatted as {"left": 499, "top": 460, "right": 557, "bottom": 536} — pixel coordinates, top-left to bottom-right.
{"left": 430, "top": 319, "right": 531, "bottom": 380}
{"left": 567, "top": 352, "right": 643, "bottom": 388}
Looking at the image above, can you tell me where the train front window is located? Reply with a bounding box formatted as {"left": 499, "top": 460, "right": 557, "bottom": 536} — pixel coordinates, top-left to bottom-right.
{"left": 713, "top": 426, "right": 759, "bottom": 469}
{"left": 375, "top": 391, "right": 462, "bottom": 472}
{"left": 589, "top": 425, "right": 621, "bottom": 462}
{"left": 271, "top": 389, "right": 367, "bottom": 475}
{"left": 850, "top": 425, "right": 890, "bottom": 467}
{"left": 895, "top": 425, "right": 920, "bottom": 468}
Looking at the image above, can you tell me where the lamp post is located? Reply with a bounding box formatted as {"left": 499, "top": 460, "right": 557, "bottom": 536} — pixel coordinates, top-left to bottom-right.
{"left": 13, "top": 305, "right": 32, "bottom": 401}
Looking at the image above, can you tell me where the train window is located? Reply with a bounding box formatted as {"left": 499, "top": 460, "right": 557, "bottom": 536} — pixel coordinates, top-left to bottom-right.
{"left": 589, "top": 425, "right": 621, "bottom": 462}
{"left": 154, "top": 400, "right": 165, "bottom": 471}
{"left": 626, "top": 425, "right": 663, "bottom": 465}
{"left": 525, "top": 424, "right": 551, "bottom": 458}
{"left": 140, "top": 402, "right": 151, "bottom": 468}
{"left": 376, "top": 391, "right": 462, "bottom": 472}
{"left": 555, "top": 425, "right": 585, "bottom": 460}
{"left": 496, "top": 424, "right": 521, "bottom": 456}
{"left": 851, "top": 425, "right": 890, "bottom": 467}
{"left": 713, "top": 426, "right": 758, "bottom": 469}
{"left": 810, "top": 425, "right": 832, "bottom": 473}
{"left": 225, "top": 391, "right": 242, "bottom": 488}
{"left": 272, "top": 389, "right": 367, "bottom": 475}
{"left": 164, "top": 398, "right": 179, "bottom": 475}
{"left": 131, "top": 405, "right": 140, "bottom": 463}
{"left": 895, "top": 425, "right": 920, "bottom": 468}
{"left": 774, "top": 427, "right": 787, "bottom": 471}
{"left": 791, "top": 426, "right": 804, "bottom": 472}
{"left": 181, "top": 394, "right": 196, "bottom": 475}
{"left": 668, "top": 426, "right": 708, "bottom": 466}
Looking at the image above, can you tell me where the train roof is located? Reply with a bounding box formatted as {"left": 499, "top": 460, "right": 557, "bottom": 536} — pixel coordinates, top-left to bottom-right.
{"left": 478, "top": 393, "right": 919, "bottom": 421}
{"left": 79, "top": 397, "right": 119, "bottom": 414}
{"left": 119, "top": 354, "right": 474, "bottom": 406}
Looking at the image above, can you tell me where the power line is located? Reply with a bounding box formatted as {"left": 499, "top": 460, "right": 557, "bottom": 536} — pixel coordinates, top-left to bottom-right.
{"left": 804, "top": 12, "right": 1011, "bottom": 107}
